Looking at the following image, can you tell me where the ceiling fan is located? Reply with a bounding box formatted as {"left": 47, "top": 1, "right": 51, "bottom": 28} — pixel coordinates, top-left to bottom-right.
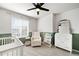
{"left": 27, "top": 3, "right": 49, "bottom": 15}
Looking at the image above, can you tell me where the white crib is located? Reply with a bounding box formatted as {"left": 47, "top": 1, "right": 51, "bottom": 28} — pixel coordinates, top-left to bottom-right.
{"left": 0, "top": 37, "right": 14, "bottom": 46}
{"left": 0, "top": 37, "right": 24, "bottom": 56}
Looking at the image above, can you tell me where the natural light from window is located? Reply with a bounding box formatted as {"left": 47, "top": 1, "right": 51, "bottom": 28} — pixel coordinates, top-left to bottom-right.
{"left": 11, "top": 16, "right": 29, "bottom": 38}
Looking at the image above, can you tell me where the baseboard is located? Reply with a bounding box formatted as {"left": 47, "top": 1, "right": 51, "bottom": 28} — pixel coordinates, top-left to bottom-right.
{"left": 72, "top": 49, "right": 79, "bottom": 54}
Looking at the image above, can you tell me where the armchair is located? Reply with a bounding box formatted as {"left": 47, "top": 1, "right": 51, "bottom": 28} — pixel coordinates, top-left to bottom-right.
{"left": 31, "top": 32, "right": 41, "bottom": 46}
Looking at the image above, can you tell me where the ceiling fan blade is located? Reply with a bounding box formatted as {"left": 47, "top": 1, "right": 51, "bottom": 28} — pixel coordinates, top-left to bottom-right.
{"left": 37, "top": 11, "right": 39, "bottom": 15}
{"left": 33, "top": 3, "right": 37, "bottom": 7}
{"left": 40, "top": 7, "right": 49, "bottom": 11}
{"left": 27, "top": 8, "right": 36, "bottom": 11}
{"left": 40, "top": 3, "right": 44, "bottom": 6}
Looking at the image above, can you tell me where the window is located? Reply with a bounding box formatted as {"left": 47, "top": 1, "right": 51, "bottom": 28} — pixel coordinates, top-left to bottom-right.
{"left": 11, "top": 16, "right": 29, "bottom": 38}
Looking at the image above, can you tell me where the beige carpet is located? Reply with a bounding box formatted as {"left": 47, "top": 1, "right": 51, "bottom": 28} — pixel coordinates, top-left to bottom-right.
{"left": 23, "top": 45, "right": 78, "bottom": 56}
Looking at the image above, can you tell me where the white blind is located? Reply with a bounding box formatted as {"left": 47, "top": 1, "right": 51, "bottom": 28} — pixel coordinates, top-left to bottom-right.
{"left": 11, "top": 16, "right": 29, "bottom": 38}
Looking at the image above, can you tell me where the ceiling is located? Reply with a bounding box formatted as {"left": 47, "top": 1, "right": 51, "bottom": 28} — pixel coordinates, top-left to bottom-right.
{"left": 0, "top": 3, "right": 79, "bottom": 19}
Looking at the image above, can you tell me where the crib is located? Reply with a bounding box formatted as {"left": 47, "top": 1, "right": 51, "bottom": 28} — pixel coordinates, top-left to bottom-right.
{"left": 0, "top": 36, "right": 24, "bottom": 56}
{"left": 0, "top": 37, "right": 14, "bottom": 46}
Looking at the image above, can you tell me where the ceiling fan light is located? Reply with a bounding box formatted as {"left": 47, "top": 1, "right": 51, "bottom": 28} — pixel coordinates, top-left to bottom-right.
{"left": 36, "top": 8, "right": 40, "bottom": 11}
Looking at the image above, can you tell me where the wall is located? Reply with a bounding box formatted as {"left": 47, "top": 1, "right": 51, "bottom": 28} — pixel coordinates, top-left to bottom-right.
{"left": 0, "top": 8, "right": 38, "bottom": 34}
{"left": 38, "top": 13, "right": 53, "bottom": 32}
{"left": 0, "top": 9, "right": 11, "bottom": 33}
{"left": 53, "top": 14, "right": 58, "bottom": 32}
{"left": 55, "top": 8, "right": 79, "bottom": 33}
{"left": 38, "top": 8, "right": 79, "bottom": 33}
{"left": 29, "top": 18, "right": 38, "bottom": 32}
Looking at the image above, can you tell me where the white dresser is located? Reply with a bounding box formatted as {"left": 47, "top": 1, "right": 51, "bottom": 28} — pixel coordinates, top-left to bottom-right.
{"left": 55, "top": 33, "right": 72, "bottom": 52}
{"left": 55, "top": 20, "right": 72, "bottom": 52}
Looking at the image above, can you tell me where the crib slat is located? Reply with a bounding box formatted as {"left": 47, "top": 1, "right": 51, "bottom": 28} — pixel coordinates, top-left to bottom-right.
{"left": 0, "top": 37, "right": 14, "bottom": 46}
{"left": 4, "top": 39, "right": 6, "bottom": 45}
{"left": 2, "top": 38, "right": 4, "bottom": 45}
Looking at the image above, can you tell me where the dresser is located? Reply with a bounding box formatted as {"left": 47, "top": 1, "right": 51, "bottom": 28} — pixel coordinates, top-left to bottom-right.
{"left": 55, "top": 20, "right": 72, "bottom": 52}
{"left": 55, "top": 33, "right": 72, "bottom": 52}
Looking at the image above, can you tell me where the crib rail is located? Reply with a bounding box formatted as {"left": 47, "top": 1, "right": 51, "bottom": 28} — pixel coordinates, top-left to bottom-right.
{"left": 0, "top": 37, "right": 14, "bottom": 46}
{"left": 0, "top": 37, "right": 24, "bottom": 56}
